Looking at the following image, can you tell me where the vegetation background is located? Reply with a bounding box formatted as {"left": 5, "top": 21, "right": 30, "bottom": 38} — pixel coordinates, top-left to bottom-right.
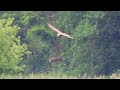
{"left": 0, "top": 11, "right": 120, "bottom": 79}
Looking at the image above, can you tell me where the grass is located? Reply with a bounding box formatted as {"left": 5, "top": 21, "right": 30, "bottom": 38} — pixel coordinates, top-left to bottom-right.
{"left": 1, "top": 72, "right": 120, "bottom": 79}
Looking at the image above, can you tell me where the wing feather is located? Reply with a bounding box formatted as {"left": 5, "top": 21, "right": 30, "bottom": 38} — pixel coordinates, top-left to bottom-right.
{"left": 62, "top": 33, "right": 74, "bottom": 39}
{"left": 47, "top": 23, "right": 63, "bottom": 34}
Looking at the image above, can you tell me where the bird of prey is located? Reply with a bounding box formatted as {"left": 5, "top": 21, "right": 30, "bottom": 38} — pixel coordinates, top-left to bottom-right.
{"left": 47, "top": 23, "right": 74, "bottom": 39}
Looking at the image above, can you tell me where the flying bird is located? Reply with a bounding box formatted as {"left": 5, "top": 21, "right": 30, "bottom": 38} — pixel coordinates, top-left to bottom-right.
{"left": 47, "top": 23, "right": 74, "bottom": 39}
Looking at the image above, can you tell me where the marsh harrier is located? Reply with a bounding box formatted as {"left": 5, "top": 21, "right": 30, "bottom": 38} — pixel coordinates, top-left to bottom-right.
{"left": 47, "top": 23, "right": 74, "bottom": 39}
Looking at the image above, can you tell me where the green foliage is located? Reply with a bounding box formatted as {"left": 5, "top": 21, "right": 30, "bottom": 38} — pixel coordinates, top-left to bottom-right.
{"left": 27, "top": 25, "right": 46, "bottom": 40}
{"left": 75, "top": 19, "right": 96, "bottom": 37}
{"left": 0, "top": 18, "right": 28, "bottom": 74}
{"left": 1, "top": 11, "right": 120, "bottom": 77}
{"left": 50, "top": 11, "right": 120, "bottom": 76}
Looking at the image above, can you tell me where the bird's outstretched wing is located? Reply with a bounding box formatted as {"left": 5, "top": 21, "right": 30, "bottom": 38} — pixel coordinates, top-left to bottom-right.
{"left": 47, "top": 23, "right": 63, "bottom": 34}
{"left": 62, "top": 33, "right": 74, "bottom": 39}
{"left": 47, "top": 23, "right": 74, "bottom": 39}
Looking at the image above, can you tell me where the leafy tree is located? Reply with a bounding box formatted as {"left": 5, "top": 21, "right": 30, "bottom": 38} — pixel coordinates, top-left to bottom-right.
{"left": 0, "top": 18, "right": 28, "bottom": 74}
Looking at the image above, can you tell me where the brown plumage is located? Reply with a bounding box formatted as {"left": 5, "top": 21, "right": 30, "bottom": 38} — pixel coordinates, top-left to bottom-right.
{"left": 49, "top": 56, "right": 62, "bottom": 62}
{"left": 47, "top": 23, "right": 74, "bottom": 39}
